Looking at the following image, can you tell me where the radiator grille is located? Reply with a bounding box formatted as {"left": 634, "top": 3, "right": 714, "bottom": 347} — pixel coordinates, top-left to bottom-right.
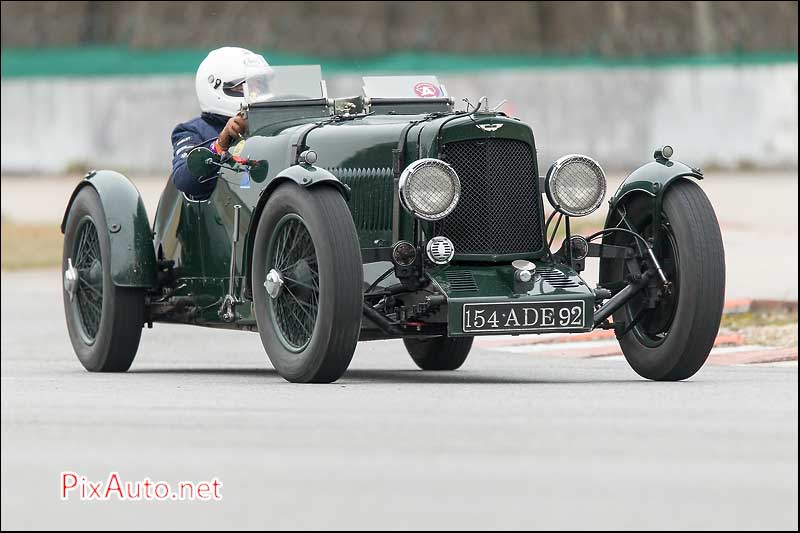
{"left": 435, "top": 138, "right": 543, "bottom": 257}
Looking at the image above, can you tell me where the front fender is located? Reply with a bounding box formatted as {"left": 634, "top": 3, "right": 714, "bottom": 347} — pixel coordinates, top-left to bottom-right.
{"left": 607, "top": 158, "right": 703, "bottom": 215}
{"left": 264, "top": 164, "right": 350, "bottom": 201}
{"left": 599, "top": 158, "right": 704, "bottom": 287}
{"left": 61, "top": 170, "right": 157, "bottom": 288}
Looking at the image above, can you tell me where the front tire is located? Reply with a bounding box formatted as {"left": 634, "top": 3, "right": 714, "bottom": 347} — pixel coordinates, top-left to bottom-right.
{"left": 62, "top": 187, "right": 145, "bottom": 372}
{"left": 252, "top": 183, "right": 363, "bottom": 383}
{"left": 404, "top": 336, "right": 473, "bottom": 370}
{"left": 602, "top": 180, "right": 725, "bottom": 381}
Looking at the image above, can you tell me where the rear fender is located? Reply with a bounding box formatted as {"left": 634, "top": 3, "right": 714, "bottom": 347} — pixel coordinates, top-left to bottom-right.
{"left": 61, "top": 170, "right": 157, "bottom": 288}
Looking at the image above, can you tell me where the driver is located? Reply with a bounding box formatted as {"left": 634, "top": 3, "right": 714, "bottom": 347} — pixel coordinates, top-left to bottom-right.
{"left": 170, "top": 47, "right": 272, "bottom": 198}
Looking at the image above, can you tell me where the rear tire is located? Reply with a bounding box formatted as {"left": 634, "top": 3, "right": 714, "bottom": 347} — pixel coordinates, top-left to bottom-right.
{"left": 602, "top": 180, "right": 725, "bottom": 381}
{"left": 404, "top": 336, "right": 473, "bottom": 371}
{"left": 62, "top": 187, "right": 145, "bottom": 372}
{"left": 252, "top": 183, "right": 363, "bottom": 383}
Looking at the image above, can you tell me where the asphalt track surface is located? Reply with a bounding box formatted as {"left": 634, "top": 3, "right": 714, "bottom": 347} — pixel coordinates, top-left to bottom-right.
{"left": 1, "top": 270, "right": 797, "bottom": 530}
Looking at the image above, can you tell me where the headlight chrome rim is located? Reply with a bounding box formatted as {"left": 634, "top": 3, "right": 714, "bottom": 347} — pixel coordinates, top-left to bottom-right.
{"left": 399, "top": 158, "right": 461, "bottom": 221}
{"left": 566, "top": 234, "right": 589, "bottom": 261}
{"left": 391, "top": 240, "right": 417, "bottom": 266}
{"left": 545, "top": 154, "right": 607, "bottom": 217}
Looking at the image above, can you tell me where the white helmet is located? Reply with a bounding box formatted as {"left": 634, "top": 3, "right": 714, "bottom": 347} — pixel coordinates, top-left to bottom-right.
{"left": 195, "top": 47, "right": 273, "bottom": 117}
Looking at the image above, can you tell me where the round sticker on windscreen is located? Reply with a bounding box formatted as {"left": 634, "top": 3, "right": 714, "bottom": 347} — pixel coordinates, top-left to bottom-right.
{"left": 414, "top": 82, "right": 441, "bottom": 98}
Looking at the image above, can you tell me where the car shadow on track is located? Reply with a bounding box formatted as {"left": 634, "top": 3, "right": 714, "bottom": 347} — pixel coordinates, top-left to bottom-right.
{"left": 129, "top": 367, "right": 646, "bottom": 385}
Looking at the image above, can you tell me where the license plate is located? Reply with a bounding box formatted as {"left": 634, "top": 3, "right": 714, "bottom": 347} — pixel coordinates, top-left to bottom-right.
{"left": 462, "top": 300, "right": 586, "bottom": 333}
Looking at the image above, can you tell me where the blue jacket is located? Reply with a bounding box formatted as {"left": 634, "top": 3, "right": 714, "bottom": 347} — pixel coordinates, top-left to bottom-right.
{"left": 170, "top": 113, "right": 228, "bottom": 198}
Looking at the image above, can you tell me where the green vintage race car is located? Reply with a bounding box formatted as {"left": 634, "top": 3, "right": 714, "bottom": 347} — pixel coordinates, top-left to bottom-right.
{"left": 61, "top": 66, "right": 725, "bottom": 383}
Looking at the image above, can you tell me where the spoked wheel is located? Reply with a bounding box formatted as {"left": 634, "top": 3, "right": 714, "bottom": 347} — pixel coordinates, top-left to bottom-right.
{"left": 623, "top": 217, "right": 681, "bottom": 347}
{"left": 252, "top": 183, "right": 363, "bottom": 383}
{"left": 601, "top": 180, "right": 725, "bottom": 381}
{"left": 71, "top": 218, "right": 104, "bottom": 342}
{"left": 267, "top": 215, "right": 320, "bottom": 352}
{"left": 404, "top": 336, "right": 473, "bottom": 370}
{"left": 62, "top": 187, "right": 145, "bottom": 372}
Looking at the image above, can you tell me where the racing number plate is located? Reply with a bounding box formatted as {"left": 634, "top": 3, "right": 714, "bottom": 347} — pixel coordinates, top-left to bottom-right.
{"left": 462, "top": 300, "right": 586, "bottom": 333}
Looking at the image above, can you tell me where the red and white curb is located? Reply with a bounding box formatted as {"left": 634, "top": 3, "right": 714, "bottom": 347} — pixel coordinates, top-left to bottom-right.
{"left": 476, "top": 335, "right": 797, "bottom": 366}
{"left": 475, "top": 300, "right": 798, "bottom": 366}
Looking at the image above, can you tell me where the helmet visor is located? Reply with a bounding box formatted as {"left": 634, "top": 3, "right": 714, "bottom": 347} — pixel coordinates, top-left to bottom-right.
{"left": 222, "top": 78, "right": 246, "bottom": 97}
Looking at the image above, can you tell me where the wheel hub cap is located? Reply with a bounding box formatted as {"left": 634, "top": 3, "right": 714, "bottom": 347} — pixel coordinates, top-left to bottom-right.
{"left": 64, "top": 258, "right": 78, "bottom": 301}
{"left": 265, "top": 269, "right": 284, "bottom": 299}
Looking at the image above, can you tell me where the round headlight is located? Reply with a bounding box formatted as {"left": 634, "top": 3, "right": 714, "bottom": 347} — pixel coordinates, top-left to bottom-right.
{"left": 563, "top": 235, "right": 589, "bottom": 261}
{"left": 545, "top": 154, "right": 606, "bottom": 217}
{"left": 392, "top": 241, "right": 417, "bottom": 266}
{"left": 399, "top": 158, "right": 461, "bottom": 221}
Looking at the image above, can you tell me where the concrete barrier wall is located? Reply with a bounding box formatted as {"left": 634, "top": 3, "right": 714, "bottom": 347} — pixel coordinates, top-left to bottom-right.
{"left": 1, "top": 63, "right": 796, "bottom": 174}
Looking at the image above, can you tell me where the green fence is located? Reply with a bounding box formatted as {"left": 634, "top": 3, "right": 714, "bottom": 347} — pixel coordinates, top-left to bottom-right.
{"left": 2, "top": 47, "right": 797, "bottom": 77}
